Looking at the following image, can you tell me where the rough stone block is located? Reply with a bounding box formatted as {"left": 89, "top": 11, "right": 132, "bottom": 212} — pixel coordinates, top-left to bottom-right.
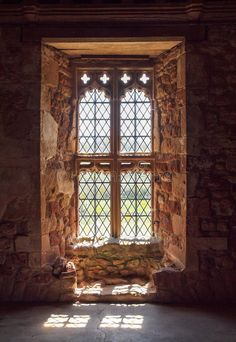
{"left": 0, "top": 237, "right": 13, "bottom": 251}
{"left": 49, "top": 230, "right": 61, "bottom": 247}
{"left": 41, "top": 111, "right": 58, "bottom": 160}
{"left": 15, "top": 236, "right": 31, "bottom": 252}
{"left": 43, "top": 58, "right": 59, "bottom": 88}
{"left": 186, "top": 53, "right": 209, "bottom": 88}
{"left": 188, "top": 198, "right": 210, "bottom": 217}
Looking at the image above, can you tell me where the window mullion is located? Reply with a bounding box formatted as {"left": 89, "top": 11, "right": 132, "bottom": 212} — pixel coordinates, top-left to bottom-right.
{"left": 116, "top": 68, "right": 121, "bottom": 239}
{"left": 111, "top": 67, "right": 120, "bottom": 238}
{"left": 135, "top": 172, "right": 138, "bottom": 237}
{"left": 93, "top": 173, "right": 97, "bottom": 237}
{"left": 94, "top": 89, "right": 97, "bottom": 153}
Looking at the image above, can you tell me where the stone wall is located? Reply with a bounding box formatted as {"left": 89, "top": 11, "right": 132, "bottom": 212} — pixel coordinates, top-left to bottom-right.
{"left": 0, "top": 27, "right": 42, "bottom": 298}
{"left": 67, "top": 242, "right": 164, "bottom": 287}
{"left": 0, "top": 34, "right": 77, "bottom": 301}
{"left": 154, "top": 25, "right": 236, "bottom": 303}
{"left": 154, "top": 43, "right": 187, "bottom": 266}
{"left": 185, "top": 25, "right": 236, "bottom": 273}
{"left": 41, "top": 44, "right": 76, "bottom": 264}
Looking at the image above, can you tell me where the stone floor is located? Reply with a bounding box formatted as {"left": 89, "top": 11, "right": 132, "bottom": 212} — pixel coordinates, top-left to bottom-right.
{"left": 0, "top": 303, "right": 236, "bottom": 342}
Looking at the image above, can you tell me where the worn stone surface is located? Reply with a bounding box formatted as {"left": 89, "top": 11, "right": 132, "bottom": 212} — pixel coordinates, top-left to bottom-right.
{"left": 184, "top": 25, "right": 236, "bottom": 278}
{"left": 67, "top": 242, "right": 164, "bottom": 286}
{"left": 154, "top": 25, "right": 236, "bottom": 302}
{"left": 0, "top": 31, "right": 42, "bottom": 300}
{"left": 0, "top": 40, "right": 77, "bottom": 301}
{"left": 41, "top": 45, "right": 76, "bottom": 264}
{"left": 0, "top": 258, "right": 77, "bottom": 302}
{"left": 1, "top": 303, "right": 236, "bottom": 342}
{"left": 154, "top": 43, "right": 187, "bottom": 266}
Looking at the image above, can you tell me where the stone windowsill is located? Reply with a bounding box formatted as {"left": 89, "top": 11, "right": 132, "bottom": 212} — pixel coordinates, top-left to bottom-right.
{"left": 67, "top": 236, "right": 162, "bottom": 250}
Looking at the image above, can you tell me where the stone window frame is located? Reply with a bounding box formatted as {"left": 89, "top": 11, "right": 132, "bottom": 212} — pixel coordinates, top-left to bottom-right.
{"left": 73, "top": 59, "right": 159, "bottom": 240}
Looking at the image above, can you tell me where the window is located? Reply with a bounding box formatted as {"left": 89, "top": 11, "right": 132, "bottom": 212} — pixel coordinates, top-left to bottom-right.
{"left": 76, "top": 61, "right": 155, "bottom": 241}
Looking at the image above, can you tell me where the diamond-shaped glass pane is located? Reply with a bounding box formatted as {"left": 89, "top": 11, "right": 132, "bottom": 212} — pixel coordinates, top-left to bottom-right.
{"left": 78, "top": 172, "right": 111, "bottom": 238}
{"left": 79, "top": 89, "right": 110, "bottom": 154}
{"left": 120, "top": 172, "right": 152, "bottom": 239}
{"left": 120, "top": 89, "right": 151, "bottom": 154}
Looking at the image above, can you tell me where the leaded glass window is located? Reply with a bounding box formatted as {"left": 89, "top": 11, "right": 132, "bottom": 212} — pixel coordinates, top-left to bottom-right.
{"left": 120, "top": 89, "right": 152, "bottom": 154}
{"left": 79, "top": 172, "right": 111, "bottom": 238}
{"left": 79, "top": 89, "right": 110, "bottom": 154}
{"left": 120, "top": 172, "right": 152, "bottom": 239}
{"left": 76, "top": 63, "right": 155, "bottom": 240}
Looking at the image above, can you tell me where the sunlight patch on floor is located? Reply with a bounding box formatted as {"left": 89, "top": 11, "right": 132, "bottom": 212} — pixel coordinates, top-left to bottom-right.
{"left": 100, "top": 315, "right": 143, "bottom": 329}
{"left": 43, "top": 313, "right": 143, "bottom": 330}
{"left": 43, "top": 314, "right": 90, "bottom": 328}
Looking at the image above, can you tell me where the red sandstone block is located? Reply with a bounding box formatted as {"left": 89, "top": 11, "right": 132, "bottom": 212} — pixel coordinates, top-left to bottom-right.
{"left": 167, "top": 200, "right": 181, "bottom": 215}
{"left": 159, "top": 211, "right": 172, "bottom": 232}
{"left": 161, "top": 181, "right": 172, "bottom": 193}
{"left": 49, "top": 230, "right": 61, "bottom": 247}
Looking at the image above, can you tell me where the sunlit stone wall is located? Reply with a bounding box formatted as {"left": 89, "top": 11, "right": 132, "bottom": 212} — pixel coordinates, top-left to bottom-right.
{"left": 67, "top": 242, "right": 164, "bottom": 286}
{"left": 154, "top": 43, "right": 187, "bottom": 266}
{"left": 41, "top": 44, "right": 76, "bottom": 264}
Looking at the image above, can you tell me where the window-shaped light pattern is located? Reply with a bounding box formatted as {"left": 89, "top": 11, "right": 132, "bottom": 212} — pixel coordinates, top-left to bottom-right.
{"left": 120, "top": 172, "right": 152, "bottom": 239}
{"left": 120, "top": 89, "right": 151, "bottom": 154}
{"left": 78, "top": 172, "right": 111, "bottom": 238}
{"left": 79, "top": 89, "right": 110, "bottom": 154}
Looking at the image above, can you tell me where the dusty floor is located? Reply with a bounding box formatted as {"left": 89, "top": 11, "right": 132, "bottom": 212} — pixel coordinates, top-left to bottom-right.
{"left": 0, "top": 303, "right": 236, "bottom": 342}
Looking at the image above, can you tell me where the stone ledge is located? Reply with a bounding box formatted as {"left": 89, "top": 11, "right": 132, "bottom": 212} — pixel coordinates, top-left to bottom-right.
{"left": 153, "top": 267, "right": 236, "bottom": 304}
{"left": 66, "top": 239, "right": 164, "bottom": 286}
{"left": 66, "top": 237, "right": 163, "bottom": 257}
{"left": 1, "top": 2, "right": 236, "bottom": 24}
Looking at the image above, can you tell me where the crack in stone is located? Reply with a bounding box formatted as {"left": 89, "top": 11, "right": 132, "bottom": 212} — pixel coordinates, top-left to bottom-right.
{"left": 95, "top": 306, "right": 107, "bottom": 342}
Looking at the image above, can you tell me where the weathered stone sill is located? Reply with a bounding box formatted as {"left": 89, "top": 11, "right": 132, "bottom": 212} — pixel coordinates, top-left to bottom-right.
{"left": 69, "top": 236, "right": 162, "bottom": 248}
{"left": 66, "top": 238, "right": 164, "bottom": 288}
